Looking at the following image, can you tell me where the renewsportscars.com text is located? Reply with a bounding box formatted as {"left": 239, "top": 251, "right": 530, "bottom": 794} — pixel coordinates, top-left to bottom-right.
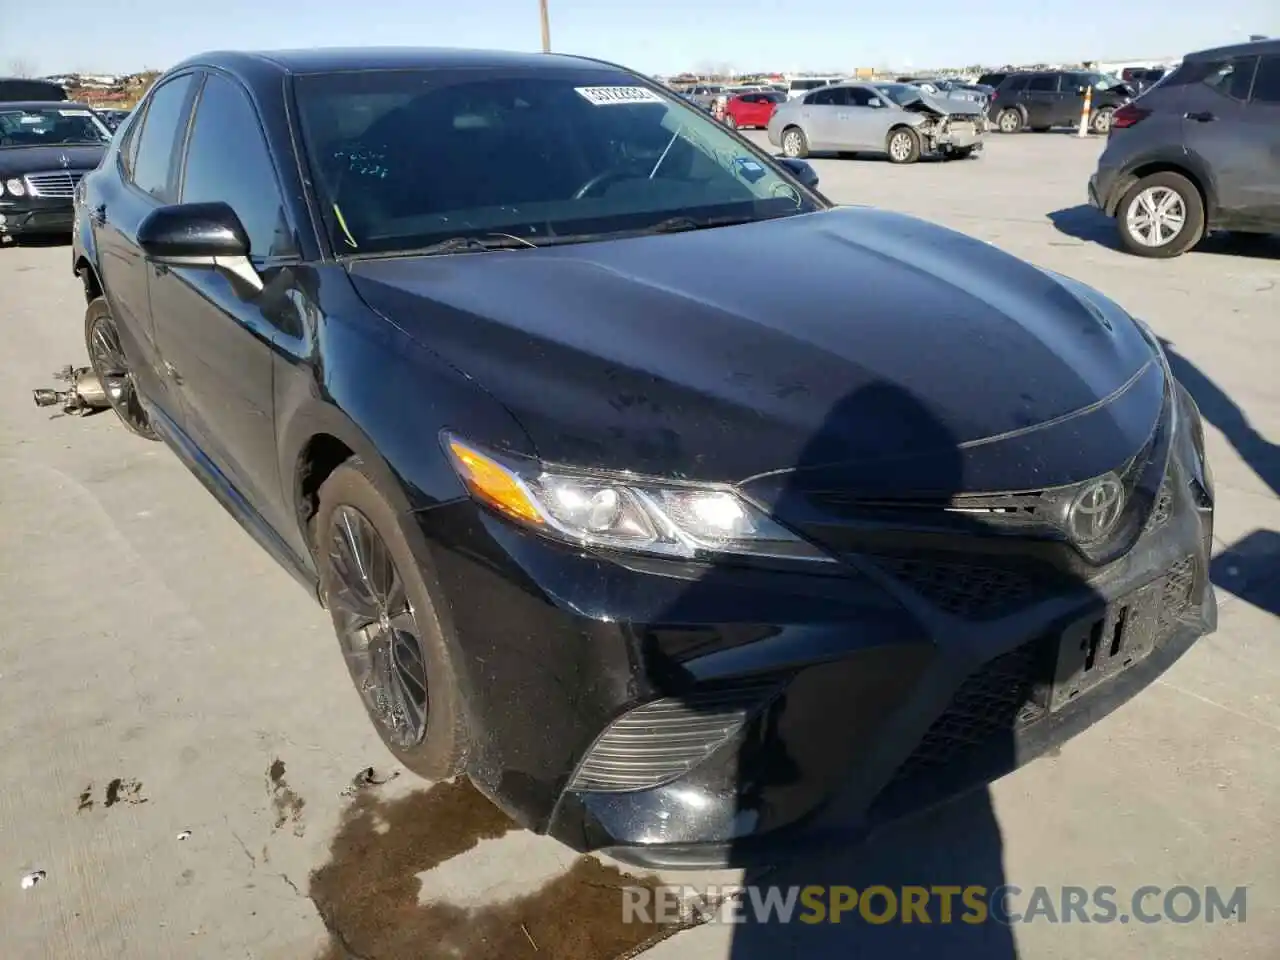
{"left": 622, "top": 884, "right": 1248, "bottom": 926}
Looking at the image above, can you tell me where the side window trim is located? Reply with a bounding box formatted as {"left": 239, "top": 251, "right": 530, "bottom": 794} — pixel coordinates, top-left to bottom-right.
{"left": 121, "top": 71, "right": 200, "bottom": 205}
{"left": 178, "top": 68, "right": 299, "bottom": 263}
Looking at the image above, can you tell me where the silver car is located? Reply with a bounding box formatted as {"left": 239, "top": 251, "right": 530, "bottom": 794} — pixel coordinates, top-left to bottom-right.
{"left": 767, "top": 81, "right": 985, "bottom": 164}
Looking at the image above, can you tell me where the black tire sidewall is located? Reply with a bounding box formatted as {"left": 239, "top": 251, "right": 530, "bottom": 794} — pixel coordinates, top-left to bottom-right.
{"left": 83, "top": 296, "right": 159, "bottom": 440}
{"left": 315, "top": 458, "right": 469, "bottom": 779}
{"left": 1117, "top": 172, "right": 1205, "bottom": 258}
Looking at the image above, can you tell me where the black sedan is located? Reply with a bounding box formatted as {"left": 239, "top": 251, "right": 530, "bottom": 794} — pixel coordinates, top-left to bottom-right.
{"left": 1, "top": 102, "right": 111, "bottom": 241}
{"left": 73, "top": 48, "right": 1216, "bottom": 868}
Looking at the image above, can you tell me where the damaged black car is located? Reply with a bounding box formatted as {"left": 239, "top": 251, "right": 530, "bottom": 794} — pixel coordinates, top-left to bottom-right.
{"left": 72, "top": 48, "right": 1215, "bottom": 868}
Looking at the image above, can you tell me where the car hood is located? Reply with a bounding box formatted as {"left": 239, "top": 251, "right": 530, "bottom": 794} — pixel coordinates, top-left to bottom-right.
{"left": 0, "top": 143, "right": 105, "bottom": 176}
{"left": 347, "top": 206, "right": 1162, "bottom": 497}
{"left": 896, "top": 88, "right": 981, "bottom": 115}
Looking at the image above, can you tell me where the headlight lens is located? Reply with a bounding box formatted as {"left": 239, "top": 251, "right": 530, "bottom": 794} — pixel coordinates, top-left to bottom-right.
{"left": 445, "top": 435, "right": 832, "bottom": 562}
{"left": 4, "top": 178, "right": 25, "bottom": 197}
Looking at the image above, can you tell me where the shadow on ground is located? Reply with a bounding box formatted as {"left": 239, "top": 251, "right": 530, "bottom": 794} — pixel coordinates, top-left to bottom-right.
{"left": 1049, "top": 205, "right": 1280, "bottom": 260}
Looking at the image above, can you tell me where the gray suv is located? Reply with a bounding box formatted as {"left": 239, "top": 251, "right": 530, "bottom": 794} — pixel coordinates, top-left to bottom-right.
{"left": 1088, "top": 39, "right": 1280, "bottom": 258}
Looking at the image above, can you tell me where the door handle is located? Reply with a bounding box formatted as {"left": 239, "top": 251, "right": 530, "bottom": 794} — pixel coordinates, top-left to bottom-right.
{"left": 1184, "top": 111, "right": 1216, "bottom": 122}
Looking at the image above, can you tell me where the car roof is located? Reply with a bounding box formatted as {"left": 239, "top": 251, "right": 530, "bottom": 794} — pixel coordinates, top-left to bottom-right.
{"left": 1186, "top": 37, "right": 1280, "bottom": 60}
{"left": 0, "top": 100, "right": 97, "bottom": 110}
{"left": 172, "top": 47, "right": 616, "bottom": 78}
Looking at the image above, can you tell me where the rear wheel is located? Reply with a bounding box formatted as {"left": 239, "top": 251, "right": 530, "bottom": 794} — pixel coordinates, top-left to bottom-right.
{"left": 83, "top": 297, "right": 158, "bottom": 440}
{"left": 997, "top": 108, "right": 1022, "bottom": 133}
{"left": 316, "top": 458, "right": 469, "bottom": 778}
{"left": 781, "top": 126, "right": 808, "bottom": 158}
{"left": 886, "top": 126, "right": 921, "bottom": 164}
{"left": 1091, "top": 106, "right": 1115, "bottom": 134}
{"left": 724, "top": 114, "right": 737, "bottom": 129}
{"left": 1116, "top": 171, "right": 1204, "bottom": 258}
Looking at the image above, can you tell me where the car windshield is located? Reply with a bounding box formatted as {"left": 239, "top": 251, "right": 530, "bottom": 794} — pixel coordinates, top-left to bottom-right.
{"left": 872, "top": 83, "right": 921, "bottom": 106}
{"left": 0, "top": 106, "right": 111, "bottom": 147}
{"left": 293, "top": 68, "right": 818, "bottom": 256}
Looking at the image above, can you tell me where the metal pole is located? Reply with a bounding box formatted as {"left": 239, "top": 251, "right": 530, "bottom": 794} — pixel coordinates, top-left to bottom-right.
{"left": 539, "top": 0, "right": 551, "bottom": 52}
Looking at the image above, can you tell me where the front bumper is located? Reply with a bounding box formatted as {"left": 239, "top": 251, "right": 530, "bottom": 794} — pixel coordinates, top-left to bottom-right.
{"left": 415, "top": 389, "right": 1215, "bottom": 868}
{"left": 0, "top": 196, "right": 75, "bottom": 236}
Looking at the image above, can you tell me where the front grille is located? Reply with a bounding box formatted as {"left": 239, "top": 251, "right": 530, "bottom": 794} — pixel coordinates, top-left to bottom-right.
{"left": 23, "top": 171, "right": 84, "bottom": 199}
{"left": 568, "top": 676, "right": 784, "bottom": 793}
{"left": 881, "top": 555, "right": 1198, "bottom": 791}
{"left": 866, "top": 556, "right": 1038, "bottom": 619}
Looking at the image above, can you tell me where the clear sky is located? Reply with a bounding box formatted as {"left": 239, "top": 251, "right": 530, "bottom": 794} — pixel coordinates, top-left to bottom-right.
{"left": 1, "top": 0, "right": 1275, "bottom": 78}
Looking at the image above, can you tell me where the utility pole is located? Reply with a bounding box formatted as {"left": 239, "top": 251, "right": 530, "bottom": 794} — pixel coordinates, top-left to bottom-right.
{"left": 539, "top": 0, "right": 551, "bottom": 52}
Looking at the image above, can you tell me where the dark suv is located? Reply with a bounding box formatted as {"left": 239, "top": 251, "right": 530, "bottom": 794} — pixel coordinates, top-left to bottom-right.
{"left": 990, "top": 70, "right": 1133, "bottom": 134}
{"left": 1088, "top": 40, "right": 1280, "bottom": 258}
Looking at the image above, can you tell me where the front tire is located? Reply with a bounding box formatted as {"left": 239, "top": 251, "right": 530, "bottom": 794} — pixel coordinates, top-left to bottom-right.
{"left": 997, "top": 108, "right": 1022, "bottom": 133}
{"left": 886, "top": 126, "right": 921, "bottom": 164}
{"left": 1116, "top": 171, "right": 1205, "bottom": 258}
{"left": 724, "top": 114, "right": 737, "bottom": 129}
{"left": 781, "top": 126, "right": 808, "bottom": 158}
{"left": 83, "top": 296, "right": 159, "bottom": 440}
{"left": 316, "top": 458, "right": 469, "bottom": 779}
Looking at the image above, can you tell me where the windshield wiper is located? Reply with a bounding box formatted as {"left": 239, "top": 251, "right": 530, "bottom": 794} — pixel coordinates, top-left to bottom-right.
{"left": 641, "top": 214, "right": 778, "bottom": 235}
{"left": 417, "top": 233, "right": 540, "bottom": 256}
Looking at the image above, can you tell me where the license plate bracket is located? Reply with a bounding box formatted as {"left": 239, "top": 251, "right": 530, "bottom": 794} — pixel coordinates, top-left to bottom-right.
{"left": 1048, "top": 577, "right": 1163, "bottom": 712}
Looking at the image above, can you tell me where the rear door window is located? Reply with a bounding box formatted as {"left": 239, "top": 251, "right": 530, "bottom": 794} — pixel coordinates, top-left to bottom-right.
{"left": 1201, "top": 57, "right": 1259, "bottom": 101}
{"left": 1006, "top": 75, "right": 1030, "bottom": 92}
{"left": 1028, "top": 74, "right": 1057, "bottom": 92}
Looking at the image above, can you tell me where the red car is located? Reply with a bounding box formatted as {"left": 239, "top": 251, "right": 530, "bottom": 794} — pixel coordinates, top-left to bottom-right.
{"left": 723, "top": 91, "right": 784, "bottom": 129}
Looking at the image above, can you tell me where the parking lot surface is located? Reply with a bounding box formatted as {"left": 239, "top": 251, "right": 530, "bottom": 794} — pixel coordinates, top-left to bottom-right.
{"left": 1, "top": 132, "right": 1277, "bottom": 960}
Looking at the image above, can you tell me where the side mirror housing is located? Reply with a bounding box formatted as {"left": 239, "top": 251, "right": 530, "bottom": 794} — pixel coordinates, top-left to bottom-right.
{"left": 777, "top": 157, "right": 819, "bottom": 191}
{"left": 137, "top": 201, "right": 262, "bottom": 293}
{"left": 138, "top": 201, "right": 250, "bottom": 260}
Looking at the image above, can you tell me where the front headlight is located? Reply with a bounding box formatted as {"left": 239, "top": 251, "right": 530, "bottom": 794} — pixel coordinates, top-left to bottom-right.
{"left": 4, "top": 178, "right": 25, "bottom": 197}
{"left": 444, "top": 434, "right": 832, "bottom": 562}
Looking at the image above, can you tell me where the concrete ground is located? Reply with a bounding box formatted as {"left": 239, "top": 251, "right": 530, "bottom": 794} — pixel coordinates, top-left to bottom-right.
{"left": 1, "top": 131, "right": 1277, "bottom": 960}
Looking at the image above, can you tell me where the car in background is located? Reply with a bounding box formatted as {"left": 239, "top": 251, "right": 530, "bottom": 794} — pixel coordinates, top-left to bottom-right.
{"left": 0, "top": 101, "right": 112, "bottom": 242}
{"left": 1088, "top": 39, "right": 1280, "bottom": 257}
{"left": 1122, "top": 66, "right": 1170, "bottom": 96}
{"left": 723, "top": 90, "right": 784, "bottom": 129}
{"left": 72, "top": 45, "right": 1216, "bottom": 869}
{"left": 989, "top": 70, "right": 1134, "bottom": 134}
{"left": 770, "top": 81, "right": 984, "bottom": 163}
{"left": 785, "top": 76, "right": 844, "bottom": 99}
{"left": 0, "top": 77, "right": 67, "bottom": 102}
{"left": 686, "top": 83, "right": 726, "bottom": 109}
{"left": 97, "top": 108, "right": 132, "bottom": 131}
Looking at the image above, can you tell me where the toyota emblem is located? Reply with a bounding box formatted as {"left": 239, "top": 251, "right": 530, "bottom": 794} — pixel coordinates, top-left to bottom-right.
{"left": 1067, "top": 476, "right": 1125, "bottom": 543}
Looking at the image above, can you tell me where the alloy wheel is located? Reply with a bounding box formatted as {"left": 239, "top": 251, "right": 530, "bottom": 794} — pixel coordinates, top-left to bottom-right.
{"left": 1125, "top": 186, "right": 1186, "bottom": 248}
{"left": 1092, "top": 108, "right": 1113, "bottom": 134}
{"left": 87, "top": 309, "right": 154, "bottom": 437}
{"left": 998, "top": 110, "right": 1020, "bottom": 133}
{"left": 326, "top": 505, "right": 430, "bottom": 748}
{"left": 782, "top": 130, "right": 801, "bottom": 157}
{"left": 889, "top": 131, "right": 913, "bottom": 162}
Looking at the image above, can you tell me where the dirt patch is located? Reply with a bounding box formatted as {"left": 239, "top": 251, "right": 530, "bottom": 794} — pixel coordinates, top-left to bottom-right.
{"left": 268, "top": 758, "right": 306, "bottom": 835}
{"left": 309, "top": 778, "right": 682, "bottom": 960}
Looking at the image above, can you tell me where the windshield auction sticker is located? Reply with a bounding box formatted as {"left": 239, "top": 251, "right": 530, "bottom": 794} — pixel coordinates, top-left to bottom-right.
{"left": 575, "top": 86, "right": 665, "bottom": 106}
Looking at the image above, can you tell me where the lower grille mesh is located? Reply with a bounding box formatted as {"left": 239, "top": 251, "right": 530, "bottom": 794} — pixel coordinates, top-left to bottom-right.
{"left": 867, "top": 556, "right": 1037, "bottom": 619}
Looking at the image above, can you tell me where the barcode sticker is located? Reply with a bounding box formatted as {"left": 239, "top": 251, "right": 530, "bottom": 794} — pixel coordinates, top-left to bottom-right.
{"left": 575, "top": 86, "right": 665, "bottom": 106}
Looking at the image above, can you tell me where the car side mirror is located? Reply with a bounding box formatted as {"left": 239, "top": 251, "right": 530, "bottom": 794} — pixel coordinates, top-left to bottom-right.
{"left": 776, "top": 157, "right": 819, "bottom": 190}
{"left": 137, "top": 201, "right": 263, "bottom": 293}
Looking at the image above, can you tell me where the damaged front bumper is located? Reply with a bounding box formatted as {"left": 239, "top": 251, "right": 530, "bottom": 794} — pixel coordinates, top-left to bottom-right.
{"left": 920, "top": 114, "right": 985, "bottom": 155}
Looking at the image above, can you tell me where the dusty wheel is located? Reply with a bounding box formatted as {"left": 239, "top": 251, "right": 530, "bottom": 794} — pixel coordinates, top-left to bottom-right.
{"left": 781, "top": 126, "right": 808, "bottom": 159}
{"left": 1091, "top": 106, "right": 1115, "bottom": 134}
{"left": 886, "top": 126, "right": 921, "bottom": 164}
{"left": 1116, "top": 171, "right": 1204, "bottom": 259}
{"left": 997, "top": 108, "right": 1023, "bottom": 133}
{"left": 316, "top": 458, "right": 469, "bottom": 779}
{"left": 83, "top": 296, "right": 159, "bottom": 440}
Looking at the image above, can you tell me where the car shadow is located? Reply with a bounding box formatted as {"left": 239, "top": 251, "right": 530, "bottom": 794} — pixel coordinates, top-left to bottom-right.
{"left": 1160, "top": 338, "right": 1280, "bottom": 617}
{"left": 1049, "top": 204, "right": 1280, "bottom": 259}
{"left": 4, "top": 234, "right": 73, "bottom": 248}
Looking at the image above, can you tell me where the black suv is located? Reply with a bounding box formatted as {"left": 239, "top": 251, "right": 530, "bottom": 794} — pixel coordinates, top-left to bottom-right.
{"left": 989, "top": 70, "right": 1133, "bottom": 134}
{"left": 1088, "top": 39, "right": 1280, "bottom": 258}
